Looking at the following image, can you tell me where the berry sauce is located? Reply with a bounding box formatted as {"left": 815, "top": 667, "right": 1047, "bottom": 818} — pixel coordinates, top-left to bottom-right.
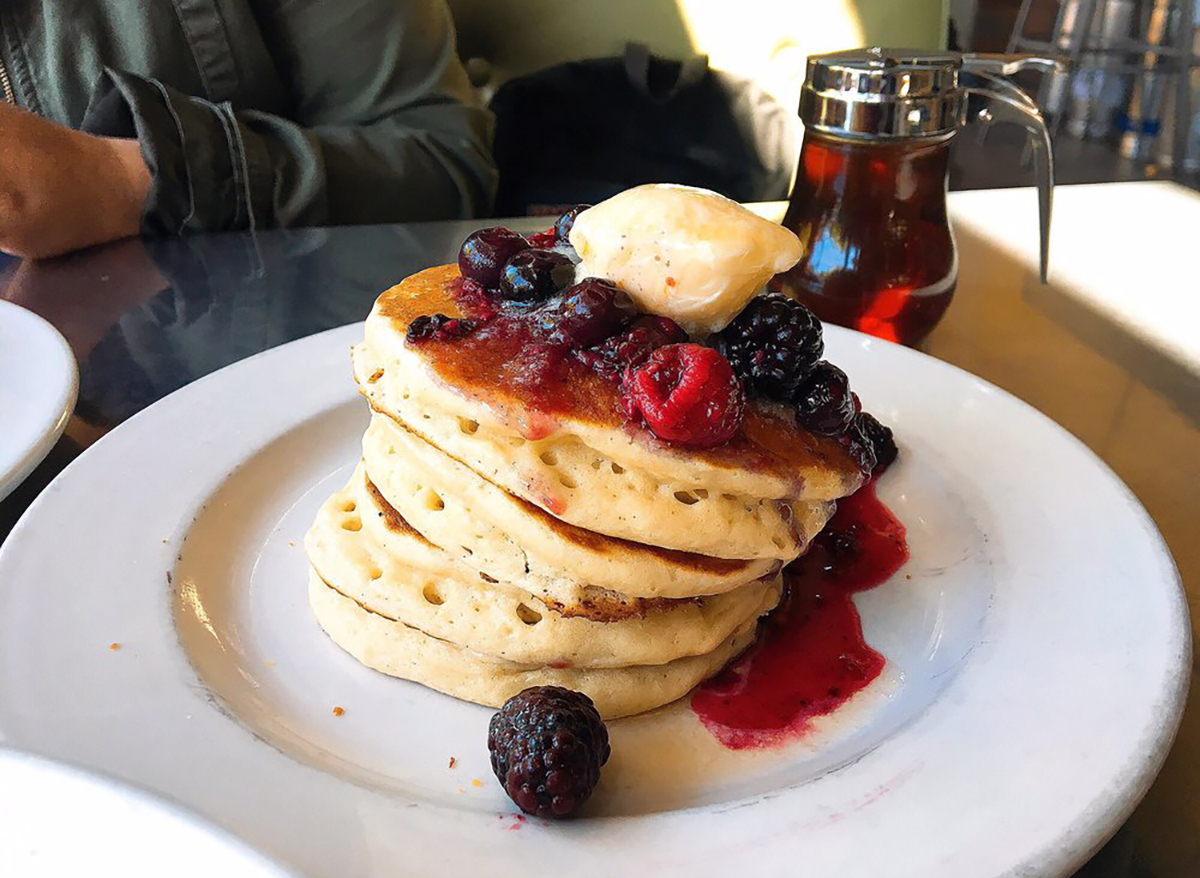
{"left": 691, "top": 479, "right": 908, "bottom": 750}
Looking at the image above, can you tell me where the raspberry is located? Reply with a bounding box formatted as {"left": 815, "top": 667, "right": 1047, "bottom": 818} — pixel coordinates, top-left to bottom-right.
{"left": 714, "top": 295, "right": 823, "bottom": 400}
{"left": 458, "top": 228, "right": 529, "bottom": 289}
{"left": 624, "top": 344, "right": 746, "bottom": 448}
{"left": 794, "top": 361, "right": 855, "bottom": 436}
{"left": 537, "top": 278, "right": 636, "bottom": 348}
{"left": 488, "top": 686, "right": 610, "bottom": 819}
{"left": 852, "top": 411, "right": 898, "bottom": 476}
{"left": 406, "top": 313, "right": 477, "bottom": 344}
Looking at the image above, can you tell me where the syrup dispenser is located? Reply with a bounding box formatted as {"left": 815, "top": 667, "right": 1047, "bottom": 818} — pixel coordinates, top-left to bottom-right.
{"left": 778, "top": 49, "right": 1061, "bottom": 345}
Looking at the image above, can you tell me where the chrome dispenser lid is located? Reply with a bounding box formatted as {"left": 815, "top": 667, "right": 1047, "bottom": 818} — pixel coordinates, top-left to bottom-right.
{"left": 800, "top": 48, "right": 1065, "bottom": 281}
{"left": 800, "top": 48, "right": 966, "bottom": 139}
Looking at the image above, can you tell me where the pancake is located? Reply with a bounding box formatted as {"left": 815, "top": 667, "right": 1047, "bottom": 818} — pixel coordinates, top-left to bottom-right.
{"left": 305, "top": 220, "right": 870, "bottom": 719}
{"left": 360, "top": 263, "right": 864, "bottom": 503}
{"left": 354, "top": 341, "right": 808, "bottom": 557}
{"left": 306, "top": 470, "right": 783, "bottom": 668}
{"left": 361, "top": 412, "right": 837, "bottom": 598}
{"left": 357, "top": 467, "right": 667, "bottom": 621}
{"left": 308, "top": 572, "right": 762, "bottom": 719}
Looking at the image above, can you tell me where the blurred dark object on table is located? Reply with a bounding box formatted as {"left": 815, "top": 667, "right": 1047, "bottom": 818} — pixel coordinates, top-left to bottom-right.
{"left": 489, "top": 44, "right": 797, "bottom": 215}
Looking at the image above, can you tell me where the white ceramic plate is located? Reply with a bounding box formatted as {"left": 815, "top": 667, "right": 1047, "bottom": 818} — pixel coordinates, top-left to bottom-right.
{"left": 0, "top": 749, "right": 292, "bottom": 877}
{"left": 0, "top": 300, "right": 77, "bottom": 501}
{"left": 0, "top": 324, "right": 1187, "bottom": 878}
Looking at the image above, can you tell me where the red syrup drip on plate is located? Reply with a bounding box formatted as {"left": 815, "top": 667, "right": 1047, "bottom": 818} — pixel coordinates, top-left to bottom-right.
{"left": 691, "top": 478, "right": 909, "bottom": 750}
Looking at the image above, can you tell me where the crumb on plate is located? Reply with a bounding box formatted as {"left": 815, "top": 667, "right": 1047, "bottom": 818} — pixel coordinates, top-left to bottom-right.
{"left": 332, "top": 706, "right": 345, "bottom": 716}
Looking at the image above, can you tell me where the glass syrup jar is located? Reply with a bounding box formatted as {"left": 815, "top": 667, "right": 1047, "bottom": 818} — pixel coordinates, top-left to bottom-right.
{"left": 777, "top": 48, "right": 1060, "bottom": 346}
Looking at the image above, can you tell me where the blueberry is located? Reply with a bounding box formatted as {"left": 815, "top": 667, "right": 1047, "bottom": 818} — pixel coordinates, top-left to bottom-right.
{"left": 539, "top": 278, "right": 636, "bottom": 348}
{"left": 406, "top": 313, "right": 476, "bottom": 344}
{"left": 554, "top": 204, "right": 592, "bottom": 244}
{"left": 499, "top": 249, "right": 576, "bottom": 304}
{"left": 459, "top": 228, "right": 529, "bottom": 289}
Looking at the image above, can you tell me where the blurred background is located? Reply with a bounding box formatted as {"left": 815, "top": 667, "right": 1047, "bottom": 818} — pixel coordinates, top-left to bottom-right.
{"left": 445, "top": 0, "right": 1199, "bottom": 214}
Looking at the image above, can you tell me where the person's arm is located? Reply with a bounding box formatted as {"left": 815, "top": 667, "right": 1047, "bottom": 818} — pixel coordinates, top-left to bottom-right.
{"left": 101, "top": 0, "right": 496, "bottom": 236}
{"left": 0, "top": 102, "right": 150, "bottom": 259}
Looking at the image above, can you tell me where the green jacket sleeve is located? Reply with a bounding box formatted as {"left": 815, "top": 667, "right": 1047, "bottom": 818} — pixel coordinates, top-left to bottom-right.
{"left": 103, "top": 0, "right": 496, "bottom": 234}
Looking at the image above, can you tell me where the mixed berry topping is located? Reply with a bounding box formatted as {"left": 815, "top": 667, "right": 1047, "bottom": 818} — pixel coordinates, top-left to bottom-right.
{"left": 500, "top": 248, "right": 576, "bottom": 304}
{"left": 793, "top": 361, "right": 856, "bottom": 436}
{"left": 413, "top": 210, "right": 898, "bottom": 466}
{"left": 715, "top": 295, "right": 823, "bottom": 400}
{"left": 623, "top": 344, "right": 746, "bottom": 448}
{"left": 459, "top": 228, "right": 529, "bottom": 289}
{"left": 537, "top": 278, "right": 636, "bottom": 347}
{"left": 406, "top": 313, "right": 477, "bottom": 344}
{"left": 488, "top": 686, "right": 610, "bottom": 819}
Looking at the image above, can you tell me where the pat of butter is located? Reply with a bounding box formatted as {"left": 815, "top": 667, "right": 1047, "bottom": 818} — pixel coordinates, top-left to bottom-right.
{"left": 568, "top": 184, "right": 802, "bottom": 334}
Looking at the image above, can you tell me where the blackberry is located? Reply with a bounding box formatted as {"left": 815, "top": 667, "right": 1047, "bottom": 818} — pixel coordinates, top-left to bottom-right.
{"left": 840, "top": 416, "right": 878, "bottom": 474}
{"left": 488, "top": 686, "right": 610, "bottom": 819}
{"left": 406, "top": 313, "right": 476, "bottom": 344}
{"left": 854, "top": 411, "right": 898, "bottom": 476}
{"left": 794, "top": 361, "right": 855, "bottom": 436}
{"left": 714, "top": 295, "right": 823, "bottom": 400}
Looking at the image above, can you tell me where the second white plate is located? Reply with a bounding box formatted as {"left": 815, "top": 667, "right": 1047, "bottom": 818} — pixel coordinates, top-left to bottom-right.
{"left": 0, "top": 300, "right": 77, "bottom": 501}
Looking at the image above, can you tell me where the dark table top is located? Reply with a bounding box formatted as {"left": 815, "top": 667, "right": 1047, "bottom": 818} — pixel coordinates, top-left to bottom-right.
{"left": 1, "top": 206, "right": 1197, "bottom": 877}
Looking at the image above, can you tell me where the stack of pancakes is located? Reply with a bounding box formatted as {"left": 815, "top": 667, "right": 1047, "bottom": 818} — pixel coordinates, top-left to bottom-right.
{"left": 305, "top": 264, "right": 863, "bottom": 719}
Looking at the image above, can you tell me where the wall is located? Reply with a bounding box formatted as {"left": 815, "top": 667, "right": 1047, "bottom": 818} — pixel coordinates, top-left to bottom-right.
{"left": 449, "top": 0, "right": 947, "bottom": 109}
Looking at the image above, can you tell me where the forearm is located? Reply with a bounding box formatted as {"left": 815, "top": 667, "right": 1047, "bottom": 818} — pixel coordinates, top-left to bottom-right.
{"left": 91, "top": 0, "right": 494, "bottom": 234}
{"left": 96, "top": 137, "right": 152, "bottom": 242}
{"left": 0, "top": 104, "right": 150, "bottom": 259}
{"left": 91, "top": 69, "right": 494, "bottom": 235}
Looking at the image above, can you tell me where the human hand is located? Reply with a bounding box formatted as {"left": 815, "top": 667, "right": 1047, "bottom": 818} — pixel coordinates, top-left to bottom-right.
{"left": 0, "top": 102, "right": 150, "bottom": 259}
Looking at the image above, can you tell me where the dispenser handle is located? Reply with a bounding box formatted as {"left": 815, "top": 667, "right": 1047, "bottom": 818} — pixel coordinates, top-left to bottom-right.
{"left": 961, "top": 57, "right": 1065, "bottom": 283}
{"left": 962, "top": 53, "right": 1065, "bottom": 77}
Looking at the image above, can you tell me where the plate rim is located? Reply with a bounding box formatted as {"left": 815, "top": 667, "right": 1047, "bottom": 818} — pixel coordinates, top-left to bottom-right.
{"left": 0, "top": 321, "right": 1189, "bottom": 878}
{"left": 0, "top": 746, "right": 296, "bottom": 876}
{"left": 0, "top": 299, "right": 79, "bottom": 502}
